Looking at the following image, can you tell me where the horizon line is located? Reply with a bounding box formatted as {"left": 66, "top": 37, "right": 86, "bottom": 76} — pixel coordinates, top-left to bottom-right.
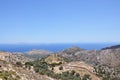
{"left": 0, "top": 42, "right": 119, "bottom": 45}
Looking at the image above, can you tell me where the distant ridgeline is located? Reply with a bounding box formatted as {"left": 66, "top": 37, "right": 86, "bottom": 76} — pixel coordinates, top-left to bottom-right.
{"left": 0, "top": 43, "right": 116, "bottom": 52}
{"left": 102, "top": 45, "right": 120, "bottom": 50}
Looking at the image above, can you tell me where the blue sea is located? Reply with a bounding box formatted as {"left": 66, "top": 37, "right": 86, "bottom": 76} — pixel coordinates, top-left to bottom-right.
{"left": 0, "top": 43, "right": 118, "bottom": 52}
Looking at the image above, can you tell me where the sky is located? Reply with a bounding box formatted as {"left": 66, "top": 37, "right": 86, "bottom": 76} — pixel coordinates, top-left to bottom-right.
{"left": 0, "top": 0, "right": 120, "bottom": 44}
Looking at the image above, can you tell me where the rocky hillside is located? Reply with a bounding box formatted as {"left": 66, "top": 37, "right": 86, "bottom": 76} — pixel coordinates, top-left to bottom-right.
{"left": 97, "top": 48, "right": 120, "bottom": 67}
{"left": 25, "top": 54, "right": 100, "bottom": 80}
{"left": 0, "top": 44, "right": 120, "bottom": 80}
{"left": 0, "top": 51, "right": 32, "bottom": 63}
{"left": 59, "top": 45, "right": 120, "bottom": 79}
{"left": 23, "top": 49, "right": 51, "bottom": 60}
{"left": 53, "top": 61, "right": 101, "bottom": 80}
{"left": 59, "top": 45, "right": 120, "bottom": 67}
{"left": 59, "top": 47, "right": 97, "bottom": 64}
{"left": 0, "top": 52, "right": 55, "bottom": 80}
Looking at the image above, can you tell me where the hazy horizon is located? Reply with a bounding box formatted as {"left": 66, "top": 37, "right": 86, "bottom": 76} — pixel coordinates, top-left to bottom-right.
{"left": 0, "top": 42, "right": 119, "bottom": 52}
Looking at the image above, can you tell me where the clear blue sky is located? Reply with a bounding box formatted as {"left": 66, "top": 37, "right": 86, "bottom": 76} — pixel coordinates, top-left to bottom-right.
{"left": 0, "top": 0, "right": 120, "bottom": 44}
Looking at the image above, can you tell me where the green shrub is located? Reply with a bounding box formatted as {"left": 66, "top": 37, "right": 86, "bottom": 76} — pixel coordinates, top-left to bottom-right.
{"left": 76, "top": 73, "right": 80, "bottom": 77}
{"left": 59, "top": 66, "right": 63, "bottom": 70}
{"left": 82, "top": 74, "right": 91, "bottom": 80}
{"left": 70, "top": 70, "right": 75, "bottom": 76}
{"left": 16, "top": 62, "right": 22, "bottom": 67}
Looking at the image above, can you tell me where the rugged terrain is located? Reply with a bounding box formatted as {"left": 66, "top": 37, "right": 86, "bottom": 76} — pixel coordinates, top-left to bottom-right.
{"left": 59, "top": 46, "right": 120, "bottom": 79}
{"left": 0, "top": 51, "right": 55, "bottom": 80}
{"left": 0, "top": 45, "right": 120, "bottom": 80}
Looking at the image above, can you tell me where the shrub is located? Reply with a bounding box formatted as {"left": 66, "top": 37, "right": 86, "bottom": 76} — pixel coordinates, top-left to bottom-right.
{"left": 70, "top": 70, "right": 75, "bottom": 76}
{"left": 16, "top": 62, "right": 22, "bottom": 67}
{"left": 59, "top": 66, "right": 63, "bottom": 70}
{"left": 82, "top": 74, "right": 91, "bottom": 80}
{"left": 76, "top": 73, "right": 80, "bottom": 77}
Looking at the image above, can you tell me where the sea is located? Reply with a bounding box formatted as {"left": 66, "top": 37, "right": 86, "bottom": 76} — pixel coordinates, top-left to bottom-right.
{"left": 0, "top": 43, "right": 118, "bottom": 52}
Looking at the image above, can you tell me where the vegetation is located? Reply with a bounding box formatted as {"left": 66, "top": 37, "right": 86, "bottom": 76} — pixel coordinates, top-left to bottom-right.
{"left": 94, "top": 65, "right": 120, "bottom": 80}
{"left": 49, "top": 62, "right": 62, "bottom": 67}
{"left": 25, "top": 59, "right": 92, "bottom": 80}
{"left": 60, "top": 71, "right": 81, "bottom": 80}
{"left": 82, "top": 74, "right": 91, "bottom": 80}
{"left": 59, "top": 66, "right": 63, "bottom": 70}
{"left": 16, "top": 62, "right": 23, "bottom": 67}
{"left": 0, "top": 71, "right": 20, "bottom": 80}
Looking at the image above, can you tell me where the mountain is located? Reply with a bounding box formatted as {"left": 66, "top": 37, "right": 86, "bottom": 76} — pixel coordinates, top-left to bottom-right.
{"left": 102, "top": 44, "right": 120, "bottom": 50}
{"left": 59, "top": 47, "right": 97, "bottom": 64}
{"left": 59, "top": 46, "right": 120, "bottom": 67}
{"left": 59, "top": 45, "right": 120, "bottom": 79}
